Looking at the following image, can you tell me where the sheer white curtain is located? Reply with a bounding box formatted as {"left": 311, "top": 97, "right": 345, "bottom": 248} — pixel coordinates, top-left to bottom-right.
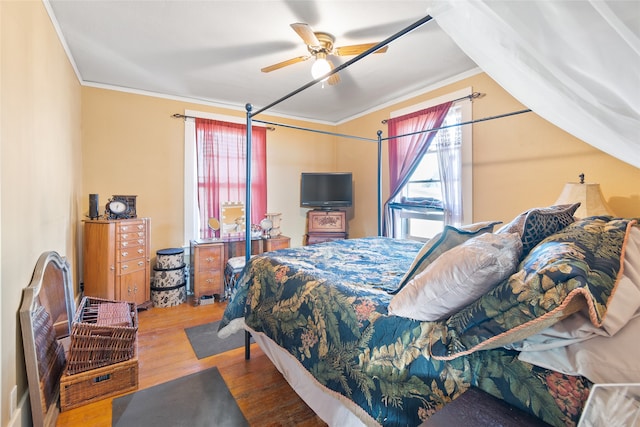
{"left": 436, "top": 108, "right": 463, "bottom": 226}
{"left": 430, "top": 0, "right": 640, "bottom": 168}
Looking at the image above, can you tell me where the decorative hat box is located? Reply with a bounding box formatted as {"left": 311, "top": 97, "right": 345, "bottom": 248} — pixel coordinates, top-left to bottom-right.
{"left": 151, "top": 248, "right": 187, "bottom": 307}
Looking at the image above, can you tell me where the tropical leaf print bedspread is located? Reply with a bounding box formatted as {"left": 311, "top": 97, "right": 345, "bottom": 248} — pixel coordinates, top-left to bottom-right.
{"left": 218, "top": 222, "right": 632, "bottom": 426}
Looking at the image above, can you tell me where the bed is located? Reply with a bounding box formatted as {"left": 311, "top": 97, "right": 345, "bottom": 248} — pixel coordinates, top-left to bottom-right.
{"left": 213, "top": 10, "right": 640, "bottom": 427}
{"left": 219, "top": 207, "right": 640, "bottom": 426}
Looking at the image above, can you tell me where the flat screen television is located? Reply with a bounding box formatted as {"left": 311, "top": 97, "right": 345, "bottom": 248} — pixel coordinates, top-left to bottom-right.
{"left": 300, "top": 172, "right": 353, "bottom": 209}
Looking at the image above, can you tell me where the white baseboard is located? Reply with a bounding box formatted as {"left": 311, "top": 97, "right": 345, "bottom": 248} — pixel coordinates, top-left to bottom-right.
{"left": 8, "top": 391, "right": 29, "bottom": 427}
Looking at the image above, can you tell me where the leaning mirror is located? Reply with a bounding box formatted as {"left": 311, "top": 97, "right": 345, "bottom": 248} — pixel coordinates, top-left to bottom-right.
{"left": 220, "top": 202, "right": 245, "bottom": 237}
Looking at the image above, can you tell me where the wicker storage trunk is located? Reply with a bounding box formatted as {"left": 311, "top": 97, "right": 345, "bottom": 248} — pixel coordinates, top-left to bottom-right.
{"left": 60, "top": 343, "right": 138, "bottom": 411}
{"left": 66, "top": 297, "right": 138, "bottom": 375}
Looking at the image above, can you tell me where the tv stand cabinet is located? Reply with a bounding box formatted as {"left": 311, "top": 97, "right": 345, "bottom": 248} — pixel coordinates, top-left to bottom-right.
{"left": 305, "top": 210, "right": 347, "bottom": 245}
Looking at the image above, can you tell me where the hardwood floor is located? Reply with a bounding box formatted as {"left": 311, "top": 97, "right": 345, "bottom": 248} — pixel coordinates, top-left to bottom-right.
{"left": 56, "top": 297, "right": 327, "bottom": 426}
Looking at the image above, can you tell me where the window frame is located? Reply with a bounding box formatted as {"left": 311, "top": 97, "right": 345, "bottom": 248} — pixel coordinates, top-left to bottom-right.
{"left": 183, "top": 109, "right": 268, "bottom": 246}
{"left": 389, "top": 88, "right": 473, "bottom": 240}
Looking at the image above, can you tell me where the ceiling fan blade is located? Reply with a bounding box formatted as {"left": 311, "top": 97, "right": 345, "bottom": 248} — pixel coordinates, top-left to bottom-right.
{"left": 327, "top": 59, "right": 340, "bottom": 86}
{"left": 290, "top": 23, "right": 321, "bottom": 46}
{"left": 261, "top": 55, "right": 310, "bottom": 73}
{"left": 334, "top": 43, "right": 388, "bottom": 56}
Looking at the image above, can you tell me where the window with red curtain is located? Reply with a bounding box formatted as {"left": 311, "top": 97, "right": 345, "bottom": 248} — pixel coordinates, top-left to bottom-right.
{"left": 195, "top": 118, "right": 266, "bottom": 239}
{"left": 385, "top": 101, "right": 452, "bottom": 237}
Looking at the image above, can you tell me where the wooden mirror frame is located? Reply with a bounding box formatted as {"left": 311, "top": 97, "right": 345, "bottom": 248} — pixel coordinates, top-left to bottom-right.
{"left": 19, "top": 251, "right": 75, "bottom": 427}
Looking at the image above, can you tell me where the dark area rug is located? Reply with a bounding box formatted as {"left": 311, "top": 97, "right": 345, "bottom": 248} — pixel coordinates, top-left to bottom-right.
{"left": 112, "top": 367, "right": 248, "bottom": 427}
{"left": 185, "top": 320, "right": 251, "bottom": 359}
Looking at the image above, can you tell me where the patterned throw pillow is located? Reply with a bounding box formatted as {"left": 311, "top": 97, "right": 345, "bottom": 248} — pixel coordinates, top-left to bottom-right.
{"left": 391, "top": 221, "right": 502, "bottom": 294}
{"left": 429, "top": 217, "right": 634, "bottom": 361}
{"left": 497, "top": 203, "right": 580, "bottom": 255}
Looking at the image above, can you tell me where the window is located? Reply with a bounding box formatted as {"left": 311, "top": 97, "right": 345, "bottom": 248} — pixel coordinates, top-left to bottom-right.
{"left": 183, "top": 111, "right": 267, "bottom": 244}
{"left": 401, "top": 105, "right": 462, "bottom": 240}
{"left": 387, "top": 88, "right": 473, "bottom": 241}
{"left": 195, "top": 119, "right": 266, "bottom": 239}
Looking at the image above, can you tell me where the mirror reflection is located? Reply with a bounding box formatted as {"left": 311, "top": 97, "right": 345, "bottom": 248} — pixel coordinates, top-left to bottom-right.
{"left": 221, "top": 202, "right": 245, "bottom": 236}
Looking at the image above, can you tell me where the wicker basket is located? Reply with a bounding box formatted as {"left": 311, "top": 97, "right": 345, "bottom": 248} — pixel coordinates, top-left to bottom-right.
{"left": 60, "top": 342, "right": 138, "bottom": 411}
{"left": 66, "top": 297, "right": 138, "bottom": 375}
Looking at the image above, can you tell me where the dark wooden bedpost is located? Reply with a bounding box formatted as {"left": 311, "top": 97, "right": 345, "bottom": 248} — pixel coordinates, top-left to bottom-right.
{"left": 377, "top": 130, "right": 383, "bottom": 236}
{"left": 245, "top": 103, "right": 253, "bottom": 360}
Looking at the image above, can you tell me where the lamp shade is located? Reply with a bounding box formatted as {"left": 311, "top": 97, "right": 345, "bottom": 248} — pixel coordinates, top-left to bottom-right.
{"left": 555, "top": 181, "right": 615, "bottom": 218}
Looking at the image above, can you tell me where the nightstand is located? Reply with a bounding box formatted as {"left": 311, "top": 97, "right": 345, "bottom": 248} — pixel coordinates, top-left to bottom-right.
{"left": 305, "top": 210, "right": 347, "bottom": 245}
{"left": 264, "top": 235, "right": 290, "bottom": 252}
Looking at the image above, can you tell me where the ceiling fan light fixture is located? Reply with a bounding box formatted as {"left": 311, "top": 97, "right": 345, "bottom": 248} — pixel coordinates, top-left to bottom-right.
{"left": 311, "top": 57, "right": 331, "bottom": 81}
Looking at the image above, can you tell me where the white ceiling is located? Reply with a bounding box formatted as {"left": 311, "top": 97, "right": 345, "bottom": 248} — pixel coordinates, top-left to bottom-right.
{"left": 46, "top": 0, "right": 478, "bottom": 123}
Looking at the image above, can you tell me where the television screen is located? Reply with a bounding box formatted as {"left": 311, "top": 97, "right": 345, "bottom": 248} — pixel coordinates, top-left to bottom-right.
{"left": 300, "top": 172, "right": 353, "bottom": 208}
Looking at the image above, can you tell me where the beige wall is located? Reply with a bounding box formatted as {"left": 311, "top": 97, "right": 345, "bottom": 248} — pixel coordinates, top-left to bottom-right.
{"left": 81, "top": 88, "right": 338, "bottom": 254}
{"left": 338, "top": 73, "right": 640, "bottom": 235}
{"left": 83, "top": 72, "right": 640, "bottom": 258}
{"left": 3, "top": 3, "right": 640, "bottom": 426}
{"left": 1, "top": 1, "right": 82, "bottom": 425}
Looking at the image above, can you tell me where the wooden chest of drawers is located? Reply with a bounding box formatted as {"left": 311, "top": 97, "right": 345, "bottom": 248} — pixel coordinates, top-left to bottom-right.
{"left": 83, "top": 218, "right": 151, "bottom": 308}
{"left": 190, "top": 240, "right": 224, "bottom": 303}
{"left": 305, "top": 210, "right": 347, "bottom": 245}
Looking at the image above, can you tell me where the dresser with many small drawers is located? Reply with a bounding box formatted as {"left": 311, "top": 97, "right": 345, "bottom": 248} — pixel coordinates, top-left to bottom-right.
{"left": 83, "top": 218, "right": 151, "bottom": 308}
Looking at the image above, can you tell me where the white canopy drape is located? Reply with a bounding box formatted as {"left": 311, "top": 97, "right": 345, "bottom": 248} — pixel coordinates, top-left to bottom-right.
{"left": 430, "top": 0, "right": 640, "bottom": 168}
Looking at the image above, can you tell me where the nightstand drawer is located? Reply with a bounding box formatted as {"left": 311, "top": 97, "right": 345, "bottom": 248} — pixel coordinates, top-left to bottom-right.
{"left": 264, "top": 236, "right": 290, "bottom": 252}
{"left": 307, "top": 210, "right": 346, "bottom": 233}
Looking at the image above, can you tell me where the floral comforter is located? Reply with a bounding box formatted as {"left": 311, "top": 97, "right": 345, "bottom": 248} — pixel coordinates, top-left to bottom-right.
{"left": 219, "top": 219, "right": 633, "bottom": 426}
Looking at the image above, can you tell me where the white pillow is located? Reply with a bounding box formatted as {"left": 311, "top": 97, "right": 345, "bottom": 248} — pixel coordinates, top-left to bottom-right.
{"left": 388, "top": 232, "right": 522, "bottom": 321}
{"left": 517, "top": 314, "right": 640, "bottom": 384}
{"left": 517, "top": 225, "right": 640, "bottom": 383}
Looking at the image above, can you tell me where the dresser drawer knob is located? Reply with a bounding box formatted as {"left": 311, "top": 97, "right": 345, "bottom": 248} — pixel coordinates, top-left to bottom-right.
{"left": 122, "top": 264, "right": 128, "bottom": 270}
{"left": 122, "top": 251, "right": 128, "bottom": 257}
{"left": 138, "top": 248, "right": 144, "bottom": 254}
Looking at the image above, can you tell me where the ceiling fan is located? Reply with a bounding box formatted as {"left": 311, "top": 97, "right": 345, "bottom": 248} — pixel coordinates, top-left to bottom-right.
{"left": 261, "top": 23, "right": 389, "bottom": 85}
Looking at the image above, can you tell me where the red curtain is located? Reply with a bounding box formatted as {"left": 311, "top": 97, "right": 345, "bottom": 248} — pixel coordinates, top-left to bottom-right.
{"left": 195, "top": 118, "right": 266, "bottom": 239}
{"left": 385, "top": 101, "right": 452, "bottom": 236}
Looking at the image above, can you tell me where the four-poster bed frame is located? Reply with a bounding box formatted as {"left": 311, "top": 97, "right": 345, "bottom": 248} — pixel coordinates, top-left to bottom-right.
{"left": 216, "top": 12, "right": 636, "bottom": 427}
{"left": 239, "top": 13, "right": 531, "bottom": 359}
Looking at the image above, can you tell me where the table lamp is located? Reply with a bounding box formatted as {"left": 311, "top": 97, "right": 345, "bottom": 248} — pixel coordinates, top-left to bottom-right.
{"left": 554, "top": 173, "right": 615, "bottom": 218}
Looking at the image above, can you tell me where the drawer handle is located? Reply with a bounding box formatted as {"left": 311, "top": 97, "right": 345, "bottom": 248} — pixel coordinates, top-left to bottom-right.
{"left": 138, "top": 261, "right": 144, "bottom": 266}
{"left": 205, "top": 257, "right": 214, "bottom": 262}
{"left": 138, "top": 248, "right": 144, "bottom": 254}
{"left": 138, "top": 239, "right": 144, "bottom": 244}
{"left": 121, "top": 226, "right": 129, "bottom": 231}
{"left": 122, "top": 251, "right": 129, "bottom": 257}
{"left": 122, "top": 242, "right": 129, "bottom": 247}
{"left": 206, "top": 278, "right": 213, "bottom": 283}
{"left": 122, "top": 233, "right": 129, "bottom": 239}
{"left": 137, "top": 225, "right": 143, "bottom": 230}
{"left": 122, "top": 265, "right": 128, "bottom": 270}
